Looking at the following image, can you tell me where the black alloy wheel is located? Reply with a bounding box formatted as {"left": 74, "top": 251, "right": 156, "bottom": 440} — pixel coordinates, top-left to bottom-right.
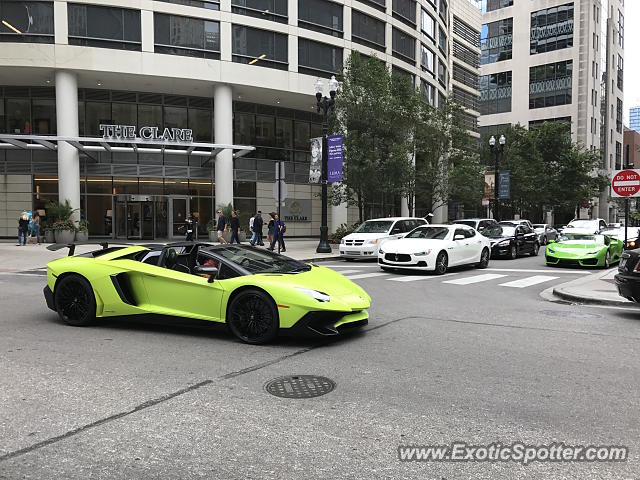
{"left": 435, "top": 251, "right": 448, "bottom": 275}
{"left": 477, "top": 248, "right": 490, "bottom": 268}
{"left": 227, "top": 289, "right": 279, "bottom": 344}
{"left": 54, "top": 275, "right": 96, "bottom": 326}
{"left": 510, "top": 244, "right": 518, "bottom": 260}
{"left": 531, "top": 242, "right": 540, "bottom": 256}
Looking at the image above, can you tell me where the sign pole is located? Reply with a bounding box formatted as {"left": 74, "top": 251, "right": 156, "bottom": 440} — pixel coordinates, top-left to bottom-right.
{"left": 277, "top": 161, "right": 281, "bottom": 255}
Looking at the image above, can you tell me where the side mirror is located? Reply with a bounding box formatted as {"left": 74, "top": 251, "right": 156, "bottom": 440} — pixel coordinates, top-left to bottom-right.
{"left": 454, "top": 234, "right": 465, "bottom": 241}
{"left": 194, "top": 265, "right": 218, "bottom": 283}
{"left": 391, "top": 228, "right": 401, "bottom": 235}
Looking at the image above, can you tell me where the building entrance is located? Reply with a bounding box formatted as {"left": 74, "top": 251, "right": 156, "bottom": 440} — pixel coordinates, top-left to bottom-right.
{"left": 115, "top": 196, "right": 156, "bottom": 240}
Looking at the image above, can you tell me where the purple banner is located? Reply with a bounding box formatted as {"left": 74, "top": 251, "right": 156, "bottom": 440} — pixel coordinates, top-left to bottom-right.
{"left": 327, "top": 134, "right": 343, "bottom": 183}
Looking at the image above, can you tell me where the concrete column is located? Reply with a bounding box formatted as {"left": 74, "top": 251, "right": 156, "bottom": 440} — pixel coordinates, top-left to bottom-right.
{"left": 214, "top": 84, "right": 234, "bottom": 209}
{"left": 141, "top": 9, "right": 154, "bottom": 53}
{"left": 55, "top": 70, "right": 80, "bottom": 222}
{"left": 54, "top": 1, "right": 68, "bottom": 45}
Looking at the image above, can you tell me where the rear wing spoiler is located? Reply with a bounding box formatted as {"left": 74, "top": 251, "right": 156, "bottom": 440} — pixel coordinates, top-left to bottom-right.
{"left": 46, "top": 242, "right": 133, "bottom": 256}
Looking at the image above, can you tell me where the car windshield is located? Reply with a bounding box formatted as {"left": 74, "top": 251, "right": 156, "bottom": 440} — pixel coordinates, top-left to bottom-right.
{"left": 484, "top": 225, "right": 515, "bottom": 237}
{"left": 566, "top": 220, "right": 597, "bottom": 229}
{"left": 206, "top": 246, "right": 310, "bottom": 274}
{"left": 353, "top": 220, "right": 393, "bottom": 233}
{"left": 558, "top": 233, "right": 599, "bottom": 243}
{"left": 532, "top": 224, "right": 545, "bottom": 229}
{"left": 405, "top": 226, "right": 449, "bottom": 239}
{"left": 456, "top": 220, "right": 476, "bottom": 228}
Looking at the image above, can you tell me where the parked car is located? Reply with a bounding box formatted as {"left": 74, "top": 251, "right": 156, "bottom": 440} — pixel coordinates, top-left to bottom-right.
{"left": 483, "top": 224, "right": 540, "bottom": 259}
{"left": 532, "top": 223, "right": 558, "bottom": 245}
{"left": 456, "top": 218, "right": 499, "bottom": 234}
{"left": 600, "top": 226, "right": 640, "bottom": 249}
{"left": 378, "top": 224, "right": 491, "bottom": 274}
{"left": 615, "top": 249, "right": 640, "bottom": 302}
{"left": 546, "top": 231, "right": 623, "bottom": 268}
{"left": 339, "top": 217, "right": 428, "bottom": 260}
{"left": 499, "top": 219, "right": 534, "bottom": 229}
{"left": 563, "top": 218, "right": 608, "bottom": 234}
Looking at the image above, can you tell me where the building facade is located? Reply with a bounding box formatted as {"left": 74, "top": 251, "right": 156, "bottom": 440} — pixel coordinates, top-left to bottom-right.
{"left": 477, "top": 0, "right": 624, "bottom": 222}
{"left": 624, "top": 127, "right": 640, "bottom": 168}
{"left": 630, "top": 106, "right": 640, "bottom": 133}
{"left": 0, "top": 0, "right": 457, "bottom": 239}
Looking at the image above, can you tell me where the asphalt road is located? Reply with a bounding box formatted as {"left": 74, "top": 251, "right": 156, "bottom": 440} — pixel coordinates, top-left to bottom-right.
{"left": 1, "top": 254, "right": 639, "bottom": 479}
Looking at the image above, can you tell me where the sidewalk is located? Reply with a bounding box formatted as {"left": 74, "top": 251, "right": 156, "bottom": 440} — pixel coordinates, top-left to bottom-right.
{"left": 0, "top": 237, "right": 341, "bottom": 273}
{"left": 552, "top": 267, "right": 635, "bottom": 307}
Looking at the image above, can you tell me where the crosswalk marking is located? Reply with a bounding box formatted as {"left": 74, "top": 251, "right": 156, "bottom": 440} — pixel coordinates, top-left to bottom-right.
{"left": 333, "top": 270, "right": 362, "bottom": 275}
{"left": 498, "top": 275, "right": 559, "bottom": 288}
{"left": 443, "top": 273, "right": 508, "bottom": 285}
{"left": 485, "top": 268, "right": 591, "bottom": 275}
{"left": 328, "top": 264, "right": 379, "bottom": 269}
{"left": 388, "top": 273, "right": 456, "bottom": 282}
{"left": 345, "top": 272, "right": 389, "bottom": 280}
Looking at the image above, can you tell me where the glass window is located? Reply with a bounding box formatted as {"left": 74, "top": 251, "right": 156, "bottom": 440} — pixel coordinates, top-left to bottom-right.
{"left": 255, "top": 115, "right": 275, "bottom": 147}
{"left": 68, "top": 4, "right": 141, "bottom": 50}
{"left": 420, "top": 80, "right": 435, "bottom": 106}
{"left": 437, "top": 60, "right": 447, "bottom": 87}
{"left": 86, "top": 177, "right": 112, "bottom": 194}
{"left": 112, "top": 103, "right": 137, "bottom": 127}
{"left": 479, "top": 71, "right": 512, "bottom": 114}
{"left": 439, "top": 0, "right": 447, "bottom": 24}
{"left": 392, "top": 0, "right": 416, "bottom": 27}
{"left": 86, "top": 195, "right": 113, "bottom": 236}
{"left": 6, "top": 98, "right": 31, "bottom": 134}
{"left": 481, "top": 18, "right": 512, "bottom": 64}
{"left": 154, "top": 13, "right": 220, "bottom": 59}
{"left": 438, "top": 27, "right": 447, "bottom": 52}
{"left": 232, "top": 0, "right": 287, "bottom": 23}
{"left": 421, "top": 9, "right": 435, "bottom": 40}
{"left": 298, "top": 38, "right": 343, "bottom": 77}
{"left": 392, "top": 27, "right": 415, "bottom": 64}
{"left": 85, "top": 102, "right": 111, "bottom": 136}
{"left": 155, "top": 0, "right": 219, "bottom": 10}
{"left": 530, "top": 3, "right": 573, "bottom": 55}
{"left": 0, "top": 1, "right": 54, "bottom": 44}
{"left": 113, "top": 178, "right": 139, "bottom": 195}
{"left": 298, "top": 0, "right": 343, "bottom": 37}
{"left": 234, "top": 113, "right": 254, "bottom": 144}
{"left": 529, "top": 60, "right": 572, "bottom": 109}
{"left": 421, "top": 45, "right": 434, "bottom": 74}
{"left": 358, "top": 0, "right": 385, "bottom": 13}
{"left": 294, "top": 121, "right": 310, "bottom": 150}
{"left": 188, "top": 108, "right": 212, "bottom": 142}
{"left": 479, "top": 0, "right": 512, "bottom": 13}
{"left": 276, "top": 118, "right": 293, "bottom": 149}
{"left": 164, "top": 106, "right": 188, "bottom": 130}
{"left": 352, "top": 10, "right": 385, "bottom": 52}
{"left": 32, "top": 99, "right": 56, "bottom": 134}
{"left": 138, "top": 104, "right": 162, "bottom": 130}
{"left": 232, "top": 26, "right": 288, "bottom": 70}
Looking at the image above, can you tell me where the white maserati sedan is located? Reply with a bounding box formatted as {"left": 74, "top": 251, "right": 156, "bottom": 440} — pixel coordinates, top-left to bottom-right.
{"left": 378, "top": 224, "right": 492, "bottom": 274}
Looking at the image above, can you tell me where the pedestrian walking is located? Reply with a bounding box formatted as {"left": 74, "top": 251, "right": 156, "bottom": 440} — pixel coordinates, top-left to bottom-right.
{"left": 32, "top": 211, "right": 41, "bottom": 244}
{"left": 267, "top": 212, "right": 275, "bottom": 246}
{"left": 268, "top": 213, "right": 286, "bottom": 252}
{"left": 249, "top": 213, "right": 256, "bottom": 245}
{"left": 216, "top": 209, "right": 227, "bottom": 244}
{"left": 252, "top": 211, "right": 264, "bottom": 246}
{"left": 17, "top": 211, "right": 28, "bottom": 246}
{"left": 184, "top": 213, "right": 195, "bottom": 242}
{"left": 229, "top": 210, "right": 241, "bottom": 244}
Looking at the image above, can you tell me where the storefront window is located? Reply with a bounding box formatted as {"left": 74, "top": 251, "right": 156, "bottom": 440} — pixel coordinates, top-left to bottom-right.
{"left": 0, "top": 1, "right": 54, "bottom": 44}
{"left": 112, "top": 103, "right": 137, "bottom": 127}
{"left": 164, "top": 178, "right": 189, "bottom": 195}
{"left": 234, "top": 113, "right": 254, "bottom": 144}
{"left": 255, "top": 115, "right": 275, "bottom": 148}
{"left": 188, "top": 108, "right": 212, "bottom": 142}
{"left": 189, "top": 194, "right": 213, "bottom": 235}
{"left": 32, "top": 99, "right": 56, "bottom": 134}
{"left": 138, "top": 104, "right": 162, "bottom": 130}
{"left": 294, "top": 121, "right": 310, "bottom": 151}
{"left": 113, "top": 178, "right": 139, "bottom": 195}
{"left": 276, "top": 118, "right": 293, "bottom": 149}
{"left": 6, "top": 98, "right": 30, "bottom": 134}
{"left": 138, "top": 178, "right": 164, "bottom": 195}
{"left": 85, "top": 102, "right": 111, "bottom": 136}
{"left": 86, "top": 195, "right": 113, "bottom": 236}
{"left": 86, "top": 177, "right": 112, "bottom": 194}
{"left": 164, "top": 106, "right": 187, "bottom": 130}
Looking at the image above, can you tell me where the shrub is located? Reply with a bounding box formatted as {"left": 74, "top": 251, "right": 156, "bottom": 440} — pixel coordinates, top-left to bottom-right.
{"left": 53, "top": 219, "right": 76, "bottom": 232}
{"left": 329, "top": 222, "right": 360, "bottom": 243}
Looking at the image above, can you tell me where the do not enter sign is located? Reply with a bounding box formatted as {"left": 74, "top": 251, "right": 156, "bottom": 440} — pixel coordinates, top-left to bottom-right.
{"left": 611, "top": 169, "right": 640, "bottom": 198}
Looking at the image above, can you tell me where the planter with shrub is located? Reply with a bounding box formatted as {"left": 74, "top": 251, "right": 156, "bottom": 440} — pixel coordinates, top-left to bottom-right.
{"left": 53, "top": 220, "right": 76, "bottom": 244}
{"left": 75, "top": 220, "right": 89, "bottom": 242}
{"left": 46, "top": 200, "right": 78, "bottom": 244}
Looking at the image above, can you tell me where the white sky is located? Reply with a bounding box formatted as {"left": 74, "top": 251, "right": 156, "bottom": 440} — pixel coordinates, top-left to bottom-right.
{"left": 624, "top": 1, "right": 640, "bottom": 123}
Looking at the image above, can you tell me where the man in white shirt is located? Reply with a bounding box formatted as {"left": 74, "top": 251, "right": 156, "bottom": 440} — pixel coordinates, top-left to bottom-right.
{"left": 249, "top": 213, "right": 256, "bottom": 245}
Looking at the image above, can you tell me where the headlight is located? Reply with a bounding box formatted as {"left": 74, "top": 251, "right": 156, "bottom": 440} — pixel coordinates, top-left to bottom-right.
{"left": 547, "top": 248, "right": 555, "bottom": 254}
{"left": 341, "top": 238, "right": 345, "bottom": 244}
{"left": 296, "top": 288, "right": 330, "bottom": 302}
{"left": 366, "top": 239, "right": 379, "bottom": 245}
{"left": 498, "top": 240, "right": 510, "bottom": 246}
{"left": 414, "top": 250, "right": 431, "bottom": 256}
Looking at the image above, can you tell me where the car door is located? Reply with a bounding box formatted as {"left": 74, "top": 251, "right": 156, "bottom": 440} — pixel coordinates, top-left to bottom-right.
{"left": 521, "top": 225, "right": 537, "bottom": 252}
{"left": 450, "top": 228, "right": 468, "bottom": 265}
{"left": 140, "top": 250, "right": 226, "bottom": 321}
{"left": 463, "top": 227, "right": 483, "bottom": 263}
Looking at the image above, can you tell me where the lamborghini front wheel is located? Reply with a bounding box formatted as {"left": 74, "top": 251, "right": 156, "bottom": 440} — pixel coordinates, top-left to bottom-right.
{"left": 54, "top": 274, "right": 96, "bottom": 326}
{"left": 227, "top": 289, "right": 279, "bottom": 344}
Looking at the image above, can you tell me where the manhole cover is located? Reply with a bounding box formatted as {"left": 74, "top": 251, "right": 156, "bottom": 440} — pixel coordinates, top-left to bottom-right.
{"left": 265, "top": 375, "right": 335, "bottom": 399}
{"left": 541, "top": 310, "right": 603, "bottom": 320}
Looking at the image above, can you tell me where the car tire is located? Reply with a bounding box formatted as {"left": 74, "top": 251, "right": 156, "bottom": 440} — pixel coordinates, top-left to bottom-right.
{"left": 510, "top": 244, "right": 518, "bottom": 260}
{"left": 530, "top": 242, "right": 540, "bottom": 256}
{"left": 54, "top": 274, "right": 96, "bottom": 326}
{"left": 477, "top": 248, "right": 490, "bottom": 269}
{"left": 227, "top": 289, "right": 279, "bottom": 344}
{"left": 435, "top": 251, "right": 448, "bottom": 275}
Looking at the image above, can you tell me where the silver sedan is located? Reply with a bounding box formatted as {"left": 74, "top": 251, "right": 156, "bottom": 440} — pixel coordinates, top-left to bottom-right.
{"left": 532, "top": 224, "right": 558, "bottom": 245}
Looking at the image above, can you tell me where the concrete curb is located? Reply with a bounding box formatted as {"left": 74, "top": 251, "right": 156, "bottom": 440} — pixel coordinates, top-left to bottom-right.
{"left": 552, "top": 268, "right": 636, "bottom": 307}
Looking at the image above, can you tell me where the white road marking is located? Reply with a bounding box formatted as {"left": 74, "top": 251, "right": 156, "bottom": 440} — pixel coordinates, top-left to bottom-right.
{"left": 485, "top": 268, "right": 591, "bottom": 275}
{"left": 345, "top": 272, "right": 389, "bottom": 280}
{"left": 389, "top": 273, "right": 456, "bottom": 282}
{"left": 328, "top": 264, "right": 379, "bottom": 268}
{"left": 499, "top": 275, "right": 559, "bottom": 288}
{"left": 0, "top": 272, "right": 46, "bottom": 277}
{"left": 333, "top": 270, "right": 362, "bottom": 275}
{"left": 443, "top": 273, "right": 508, "bottom": 285}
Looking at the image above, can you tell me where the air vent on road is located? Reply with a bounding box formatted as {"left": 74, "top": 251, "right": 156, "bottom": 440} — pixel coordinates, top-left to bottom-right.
{"left": 264, "top": 375, "right": 335, "bottom": 399}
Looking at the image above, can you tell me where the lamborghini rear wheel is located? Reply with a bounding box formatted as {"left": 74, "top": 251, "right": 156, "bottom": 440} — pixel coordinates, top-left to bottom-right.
{"left": 227, "top": 289, "right": 279, "bottom": 344}
{"left": 54, "top": 274, "right": 96, "bottom": 326}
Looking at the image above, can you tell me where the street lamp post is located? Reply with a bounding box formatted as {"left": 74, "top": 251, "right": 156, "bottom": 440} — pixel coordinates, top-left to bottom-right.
{"left": 315, "top": 75, "right": 338, "bottom": 254}
{"left": 489, "top": 134, "right": 506, "bottom": 221}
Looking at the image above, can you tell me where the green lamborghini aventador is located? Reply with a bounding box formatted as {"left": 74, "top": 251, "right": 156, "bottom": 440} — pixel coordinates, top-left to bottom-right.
{"left": 545, "top": 232, "right": 623, "bottom": 268}
{"left": 44, "top": 243, "right": 370, "bottom": 344}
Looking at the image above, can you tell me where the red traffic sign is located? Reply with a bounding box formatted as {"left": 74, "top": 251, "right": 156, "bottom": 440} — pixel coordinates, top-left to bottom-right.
{"left": 611, "top": 169, "right": 640, "bottom": 198}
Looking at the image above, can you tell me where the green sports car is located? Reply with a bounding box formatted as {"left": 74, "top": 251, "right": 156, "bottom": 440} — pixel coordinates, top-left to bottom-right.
{"left": 43, "top": 242, "right": 370, "bottom": 344}
{"left": 545, "top": 232, "right": 623, "bottom": 268}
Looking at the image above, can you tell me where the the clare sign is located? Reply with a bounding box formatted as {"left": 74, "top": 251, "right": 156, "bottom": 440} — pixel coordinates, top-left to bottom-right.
{"left": 611, "top": 169, "right": 640, "bottom": 198}
{"left": 99, "top": 124, "right": 193, "bottom": 142}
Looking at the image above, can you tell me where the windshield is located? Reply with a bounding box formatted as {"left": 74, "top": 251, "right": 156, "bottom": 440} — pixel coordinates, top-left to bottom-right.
{"left": 353, "top": 220, "right": 393, "bottom": 233}
{"left": 532, "top": 224, "right": 545, "bottom": 229}
{"left": 559, "top": 233, "right": 599, "bottom": 243}
{"left": 484, "top": 225, "right": 515, "bottom": 237}
{"left": 456, "top": 220, "right": 476, "bottom": 228}
{"left": 567, "top": 220, "right": 597, "bottom": 229}
{"left": 405, "top": 226, "right": 450, "bottom": 240}
{"left": 207, "top": 246, "right": 310, "bottom": 274}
